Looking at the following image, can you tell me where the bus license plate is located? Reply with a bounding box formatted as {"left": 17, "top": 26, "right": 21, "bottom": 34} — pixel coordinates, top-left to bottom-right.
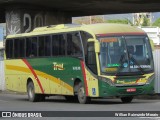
{"left": 126, "top": 88, "right": 136, "bottom": 92}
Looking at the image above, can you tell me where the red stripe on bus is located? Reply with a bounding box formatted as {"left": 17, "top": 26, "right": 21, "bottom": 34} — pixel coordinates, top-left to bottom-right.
{"left": 80, "top": 61, "right": 88, "bottom": 96}
{"left": 22, "top": 59, "right": 44, "bottom": 94}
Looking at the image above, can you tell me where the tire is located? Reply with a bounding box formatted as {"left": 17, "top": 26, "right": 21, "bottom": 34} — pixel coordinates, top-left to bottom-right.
{"left": 121, "top": 97, "right": 133, "bottom": 103}
{"left": 27, "top": 82, "right": 40, "bottom": 102}
{"left": 65, "top": 96, "right": 78, "bottom": 102}
{"left": 77, "top": 83, "right": 90, "bottom": 104}
{"left": 39, "top": 94, "right": 46, "bottom": 101}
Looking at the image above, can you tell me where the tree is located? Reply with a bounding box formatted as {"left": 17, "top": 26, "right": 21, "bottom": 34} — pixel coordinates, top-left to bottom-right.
{"left": 135, "top": 14, "right": 150, "bottom": 26}
{"left": 106, "top": 19, "right": 133, "bottom": 25}
{"left": 72, "top": 16, "right": 104, "bottom": 24}
{"left": 152, "top": 18, "right": 160, "bottom": 27}
{"left": 141, "top": 15, "right": 150, "bottom": 26}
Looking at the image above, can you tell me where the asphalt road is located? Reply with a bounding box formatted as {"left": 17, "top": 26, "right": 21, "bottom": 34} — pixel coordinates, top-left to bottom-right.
{"left": 0, "top": 92, "right": 160, "bottom": 120}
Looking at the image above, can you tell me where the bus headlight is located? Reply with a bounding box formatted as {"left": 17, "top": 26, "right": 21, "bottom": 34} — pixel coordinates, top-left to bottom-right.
{"left": 98, "top": 76, "right": 115, "bottom": 86}
{"left": 146, "top": 74, "right": 155, "bottom": 84}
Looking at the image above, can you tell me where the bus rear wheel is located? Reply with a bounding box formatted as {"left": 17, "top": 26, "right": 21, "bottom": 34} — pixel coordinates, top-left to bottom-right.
{"left": 121, "top": 97, "right": 133, "bottom": 103}
{"left": 77, "top": 83, "right": 90, "bottom": 104}
{"left": 27, "top": 82, "right": 40, "bottom": 102}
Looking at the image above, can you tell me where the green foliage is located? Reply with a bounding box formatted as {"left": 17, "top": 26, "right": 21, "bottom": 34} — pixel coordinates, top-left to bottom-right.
{"left": 135, "top": 14, "right": 150, "bottom": 26}
{"left": 106, "top": 19, "right": 133, "bottom": 25}
{"left": 152, "top": 18, "right": 160, "bottom": 27}
{"left": 72, "top": 16, "right": 104, "bottom": 24}
{"left": 141, "top": 15, "right": 150, "bottom": 26}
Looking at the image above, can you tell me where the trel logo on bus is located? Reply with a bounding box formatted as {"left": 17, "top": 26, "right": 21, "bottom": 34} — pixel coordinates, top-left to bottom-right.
{"left": 53, "top": 62, "right": 64, "bottom": 70}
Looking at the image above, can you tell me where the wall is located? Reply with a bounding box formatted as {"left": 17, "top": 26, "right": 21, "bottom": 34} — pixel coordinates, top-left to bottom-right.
{"left": 153, "top": 49, "right": 160, "bottom": 93}
{"left": 6, "top": 8, "right": 71, "bottom": 35}
{"left": 0, "top": 49, "right": 4, "bottom": 91}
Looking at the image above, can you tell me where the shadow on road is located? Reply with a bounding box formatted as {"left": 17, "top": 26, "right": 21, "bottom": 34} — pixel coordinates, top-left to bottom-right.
{"left": 3, "top": 93, "right": 158, "bottom": 105}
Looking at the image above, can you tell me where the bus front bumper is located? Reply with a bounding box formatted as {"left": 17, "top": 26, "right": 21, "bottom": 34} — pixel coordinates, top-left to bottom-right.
{"left": 98, "top": 80, "right": 154, "bottom": 97}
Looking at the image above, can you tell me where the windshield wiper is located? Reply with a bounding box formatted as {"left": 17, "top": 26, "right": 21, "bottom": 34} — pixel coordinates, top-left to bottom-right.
{"left": 129, "top": 54, "right": 144, "bottom": 75}
{"left": 114, "top": 54, "right": 126, "bottom": 76}
{"left": 115, "top": 53, "right": 144, "bottom": 76}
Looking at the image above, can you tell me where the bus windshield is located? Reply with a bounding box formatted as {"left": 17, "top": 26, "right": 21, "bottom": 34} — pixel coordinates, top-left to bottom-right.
{"left": 98, "top": 35, "right": 154, "bottom": 75}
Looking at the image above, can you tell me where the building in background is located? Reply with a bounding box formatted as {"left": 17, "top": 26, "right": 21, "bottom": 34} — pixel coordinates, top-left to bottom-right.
{"left": 140, "top": 27, "right": 160, "bottom": 45}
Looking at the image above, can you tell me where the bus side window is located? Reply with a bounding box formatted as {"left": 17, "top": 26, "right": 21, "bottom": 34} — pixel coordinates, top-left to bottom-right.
{"left": 14, "top": 39, "right": 19, "bottom": 58}
{"left": 80, "top": 31, "right": 93, "bottom": 56}
{"left": 67, "top": 32, "right": 83, "bottom": 57}
{"left": 19, "top": 39, "right": 25, "bottom": 58}
{"left": 26, "top": 37, "right": 38, "bottom": 57}
{"left": 38, "top": 36, "right": 45, "bottom": 56}
{"left": 86, "top": 42, "right": 97, "bottom": 74}
{"left": 52, "top": 34, "right": 65, "bottom": 56}
{"left": 13, "top": 38, "right": 25, "bottom": 58}
{"left": 45, "top": 36, "right": 51, "bottom": 56}
{"left": 52, "top": 35, "right": 59, "bottom": 56}
{"left": 6, "top": 39, "right": 14, "bottom": 59}
{"left": 59, "top": 35, "right": 66, "bottom": 55}
{"left": 38, "top": 36, "right": 51, "bottom": 57}
{"left": 26, "top": 38, "right": 32, "bottom": 57}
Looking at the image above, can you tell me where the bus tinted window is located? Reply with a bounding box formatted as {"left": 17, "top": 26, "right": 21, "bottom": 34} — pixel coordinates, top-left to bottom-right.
{"left": 38, "top": 36, "right": 51, "bottom": 57}
{"left": 81, "top": 31, "right": 93, "bottom": 55}
{"left": 26, "top": 37, "right": 38, "bottom": 57}
{"left": 19, "top": 39, "right": 25, "bottom": 57}
{"left": 14, "top": 38, "right": 25, "bottom": 58}
{"left": 14, "top": 39, "right": 19, "bottom": 58}
{"left": 6, "top": 39, "right": 14, "bottom": 59}
{"left": 45, "top": 36, "right": 51, "bottom": 56}
{"left": 52, "top": 34, "right": 66, "bottom": 56}
{"left": 86, "top": 42, "right": 97, "bottom": 74}
{"left": 67, "top": 32, "right": 83, "bottom": 57}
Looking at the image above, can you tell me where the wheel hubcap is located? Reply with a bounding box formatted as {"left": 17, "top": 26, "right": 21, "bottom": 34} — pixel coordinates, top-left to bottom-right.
{"left": 79, "top": 87, "right": 85, "bottom": 100}
{"left": 29, "top": 87, "right": 33, "bottom": 99}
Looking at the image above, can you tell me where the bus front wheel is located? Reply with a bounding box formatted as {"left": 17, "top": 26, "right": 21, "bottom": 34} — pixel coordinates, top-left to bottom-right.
{"left": 121, "top": 97, "right": 133, "bottom": 103}
{"left": 77, "top": 83, "right": 90, "bottom": 104}
{"left": 27, "top": 82, "right": 40, "bottom": 102}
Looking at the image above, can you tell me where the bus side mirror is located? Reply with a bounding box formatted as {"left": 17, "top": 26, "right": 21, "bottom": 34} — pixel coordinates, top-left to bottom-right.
{"left": 95, "top": 41, "right": 100, "bottom": 53}
{"left": 149, "top": 39, "right": 154, "bottom": 51}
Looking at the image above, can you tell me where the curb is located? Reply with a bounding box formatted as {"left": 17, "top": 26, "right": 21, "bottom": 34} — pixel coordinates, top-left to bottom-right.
{"left": 1, "top": 90, "right": 160, "bottom": 99}
{"left": 0, "top": 90, "right": 26, "bottom": 95}
{"left": 135, "top": 94, "right": 160, "bottom": 99}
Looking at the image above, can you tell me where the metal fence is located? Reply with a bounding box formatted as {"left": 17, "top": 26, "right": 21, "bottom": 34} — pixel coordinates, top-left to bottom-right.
{"left": 153, "top": 49, "right": 160, "bottom": 93}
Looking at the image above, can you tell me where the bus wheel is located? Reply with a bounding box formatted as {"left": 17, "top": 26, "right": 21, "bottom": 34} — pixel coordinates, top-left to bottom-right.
{"left": 27, "top": 82, "right": 39, "bottom": 102}
{"left": 121, "top": 97, "right": 133, "bottom": 103}
{"left": 77, "top": 83, "right": 90, "bottom": 104}
{"left": 65, "top": 96, "right": 78, "bottom": 102}
{"left": 39, "top": 94, "right": 46, "bottom": 101}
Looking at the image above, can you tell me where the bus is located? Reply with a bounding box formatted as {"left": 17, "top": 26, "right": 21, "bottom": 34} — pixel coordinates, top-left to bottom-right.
{"left": 4, "top": 23, "right": 155, "bottom": 104}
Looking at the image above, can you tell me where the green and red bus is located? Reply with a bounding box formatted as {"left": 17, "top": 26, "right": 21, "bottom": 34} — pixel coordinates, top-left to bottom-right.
{"left": 4, "top": 23, "right": 155, "bottom": 104}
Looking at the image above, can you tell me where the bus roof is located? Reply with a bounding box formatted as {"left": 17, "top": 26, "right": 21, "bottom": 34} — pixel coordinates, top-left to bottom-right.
{"left": 6, "top": 23, "right": 145, "bottom": 38}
